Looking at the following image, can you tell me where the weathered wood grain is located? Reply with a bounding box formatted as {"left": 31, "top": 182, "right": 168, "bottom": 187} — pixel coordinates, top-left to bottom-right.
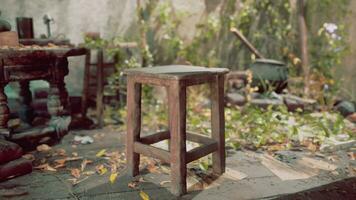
{"left": 126, "top": 76, "right": 141, "bottom": 177}
{"left": 168, "top": 80, "right": 187, "bottom": 196}
{"left": 211, "top": 74, "right": 226, "bottom": 175}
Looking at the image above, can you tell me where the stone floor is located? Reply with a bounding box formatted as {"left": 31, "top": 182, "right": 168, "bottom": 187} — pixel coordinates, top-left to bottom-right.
{"left": 0, "top": 127, "right": 355, "bottom": 200}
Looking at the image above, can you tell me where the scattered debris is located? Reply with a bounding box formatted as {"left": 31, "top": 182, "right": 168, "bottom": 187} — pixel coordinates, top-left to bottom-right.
{"left": 139, "top": 190, "right": 150, "bottom": 200}
{"left": 22, "top": 154, "right": 35, "bottom": 161}
{"left": 109, "top": 172, "right": 118, "bottom": 183}
{"left": 73, "top": 135, "right": 94, "bottom": 144}
{"left": 36, "top": 144, "right": 51, "bottom": 152}
{"left": 320, "top": 139, "right": 356, "bottom": 153}
{"left": 70, "top": 168, "right": 81, "bottom": 178}
{"left": 96, "top": 149, "right": 107, "bottom": 157}
{"left": 159, "top": 180, "right": 171, "bottom": 186}
{"left": 95, "top": 164, "right": 108, "bottom": 175}
{"left": 128, "top": 181, "right": 138, "bottom": 189}
{"left": 34, "top": 163, "right": 56, "bottom": 172}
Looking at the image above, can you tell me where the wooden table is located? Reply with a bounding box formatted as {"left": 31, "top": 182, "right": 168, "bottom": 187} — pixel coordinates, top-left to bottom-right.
{"left": 0, "top": 46, "right": 88, "bottom": 140}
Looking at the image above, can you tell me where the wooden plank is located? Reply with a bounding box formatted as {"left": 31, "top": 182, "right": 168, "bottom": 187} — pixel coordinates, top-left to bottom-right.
{"left": 186, "top": 142, "right": 218, "bottom": 163}
{"left": 211, "top": 74, "right": 226, "bottom": 175}
{"left": 186, "top": 132, "right": 215, "bottom": 145}
{"left": 182, "top": 75, "right": 214, "bottom": 86}
{"left": 168, "top": 80, "right": 187, "bottom": 196}
{"left": 140, "top": 131, "right": 170, "bottom": 144}
{"left": 126, "top": 76, "right": 141, "bottom": 177}
{"left": 134, "top": 142, "right": 170, "bottom": 163}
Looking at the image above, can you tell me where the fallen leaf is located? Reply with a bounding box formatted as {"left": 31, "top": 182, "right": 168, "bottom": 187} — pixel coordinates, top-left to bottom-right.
{"left": 55, "top": 148, "right": 66, "bottom": 156}
{"left": 160, "top": 180, "right": 171, "bottom": 186}
{"left": 139, "top": 191, "right": 150, "bottom": 200}
{"left": 146, "top": 163, "right": 159, "bottom": 173}
{"left": 36, "top": 144, "right": 51, "bottom": 152}
{"left": 81, "top": 159, "right": 92, "bottom": 171}
{"left": 95, "top": 164, "right": 108, "bottom": 175}
{"left": 54, "top": 158, "right": 66, "bottom": 165}
{"left": 82, "top": 171, "right": 96, "bottom": 176}
{"left": 34, "top": 163, "right": 57, "bottom": 172}
{"left": 53, "top": 163, "right": 66, "bottom": 169}
{"left": 348, "top": 152, "right": 356, "bottom": 160}
{"left": 128, "top": 182, "right": 138, "bottom": 189}
{"left": 71, "top": 168, "right": 81, "bottom": 178}
{"left": 72, "top": 152, "right": 78, "bottom": 157}
{"left": 96, "top": 149, "right": 107, "bottom": 157}
{"left": 109, "top": 173, "right": 118, "bottom": 184}
{"left": 22, "top": 154, "right": 35, "bottom": 161}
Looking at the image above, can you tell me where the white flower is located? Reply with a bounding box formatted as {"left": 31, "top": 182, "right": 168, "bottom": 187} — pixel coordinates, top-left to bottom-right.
{"left": 323, "top": 23, "right": 338, "bottom": 34}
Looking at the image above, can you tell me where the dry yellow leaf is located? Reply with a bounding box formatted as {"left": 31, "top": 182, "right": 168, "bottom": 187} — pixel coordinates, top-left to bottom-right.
{"left": 109, "top": 173, "right": 118, "bottom": 184}
{"left": 96, "top": 149, "right": 107, "bottom": 157}
{"left": 139, "top": 191, "right": 150, "bottom": 200}
{"left": 95, "top": 164, "right": 108, "bottom": 175}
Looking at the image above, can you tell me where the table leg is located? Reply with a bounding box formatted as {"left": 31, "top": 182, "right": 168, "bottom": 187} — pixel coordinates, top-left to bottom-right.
{"left": 169, "top": 81, "right": 187, "bottom": 196}
{"left": 126, "top": 76, "right": 141, "bottom": 177}
{"left": 19, "top": 81, "right": 34, "bottom": 125}
{"left": 0, "top": 84, "right": 10, "bottom": 137}
{"left": 46, "top": 57, "right": 71, "bottom": 138}
{"left": 81, "top": 49, "right": 91, "bottom": 117}
{"left": 211, "top": 75, "right": 226, "bottom": 175}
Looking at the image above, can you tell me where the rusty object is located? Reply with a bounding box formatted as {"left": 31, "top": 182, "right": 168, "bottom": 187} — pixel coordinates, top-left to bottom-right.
{"left": 16, "top": 17, "right": 34, "bottom": 39}
{"left": 125, "top": 65, "right": 228, "bottom": 196}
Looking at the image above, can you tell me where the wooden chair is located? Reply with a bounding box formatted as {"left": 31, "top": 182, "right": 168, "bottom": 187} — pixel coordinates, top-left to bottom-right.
{"left": 124, "top": 65, "right": 229, "bottom": 196}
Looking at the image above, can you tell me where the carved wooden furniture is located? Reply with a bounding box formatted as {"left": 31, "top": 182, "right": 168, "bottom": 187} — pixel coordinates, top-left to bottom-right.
{"left": 0, "top": 46, "right": 87, "bottom": 139}
{"left": 125, "top": 65, "right": 229, "bottom": 196}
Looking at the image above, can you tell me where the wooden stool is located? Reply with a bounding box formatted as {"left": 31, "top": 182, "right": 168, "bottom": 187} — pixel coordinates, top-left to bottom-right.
{"left": 125, "top": 65, "right": 229, "bottom": 196}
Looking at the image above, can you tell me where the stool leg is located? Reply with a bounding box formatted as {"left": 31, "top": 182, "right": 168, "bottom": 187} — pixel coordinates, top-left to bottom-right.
{"left": 168, "top": 81, "right": 187, "bottom": 196}
{"left": 126, "top": 77, "right": 141, "bottom": 177}
{"left": 211, "top": 75, "right": 225, "bottom": 175}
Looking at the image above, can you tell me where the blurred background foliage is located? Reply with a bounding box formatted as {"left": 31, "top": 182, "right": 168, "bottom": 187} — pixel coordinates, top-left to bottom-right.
{"left": 84, "top": 0, "right": 354, "bottom": 156}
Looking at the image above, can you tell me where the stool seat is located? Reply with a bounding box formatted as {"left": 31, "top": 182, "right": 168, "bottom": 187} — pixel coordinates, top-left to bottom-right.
{"left": 125, "top": 65, "right": 229, "bottom": 196}
{"left": 124, "top": 65, "right": 229, "bottom": 80}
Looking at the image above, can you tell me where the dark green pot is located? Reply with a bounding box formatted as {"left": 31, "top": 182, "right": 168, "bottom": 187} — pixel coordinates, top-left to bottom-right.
{"left": 0, "top": 17, "right": 11, "bottom": 32}
{"left": 248, "top": 59, "right": 288, "bottom": 93}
